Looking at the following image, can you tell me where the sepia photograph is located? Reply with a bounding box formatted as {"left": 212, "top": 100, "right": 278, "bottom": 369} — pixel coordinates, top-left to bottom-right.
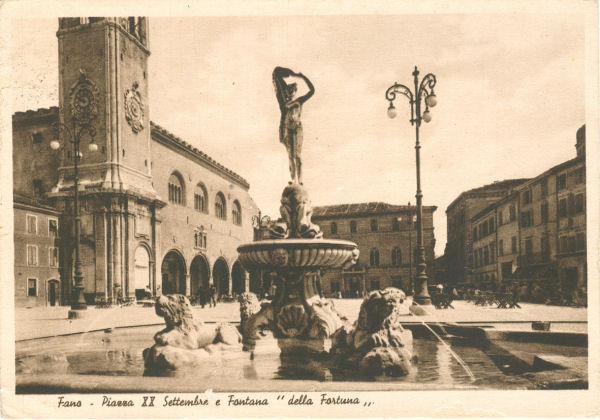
{"left": 0, "top": 0, "right": 598, "bottom": 417}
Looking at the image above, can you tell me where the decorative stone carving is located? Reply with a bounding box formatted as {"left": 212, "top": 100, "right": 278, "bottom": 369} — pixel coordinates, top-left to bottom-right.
{"left": 238, "top": 292, "right": 261, "bottom": 327}
{"left": 143, "top": 295, "right": 242, "bottom": 370}
{"left": 69, "top": 69, "right": 100, "bottom": 125}
{"left": 307, "top": 298, "right": 348, "bottom": 339}
{"left": 331, "top": 288, "right": 415, "bottom": 377}
{"left": 268, "top": 183, "right": 322, "bottom": 239}
{"left": 276, "top": 305, "right": 309, "bottom": 337}
{"left": 124, "top": 81, "right": 144, "bottom": 133}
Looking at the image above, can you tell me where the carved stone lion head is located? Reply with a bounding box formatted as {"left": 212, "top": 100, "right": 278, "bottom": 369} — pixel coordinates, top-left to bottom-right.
{"left": 155, "top": 294, "right": 195, "bottom": 332}
{"left": 356, "top": 287, "right": 406, "bottom": 333}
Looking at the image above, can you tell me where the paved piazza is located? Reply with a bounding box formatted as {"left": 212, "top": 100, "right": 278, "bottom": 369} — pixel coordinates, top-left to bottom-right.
{"left": 14, "top": 299, "right": 587, "bottom": 341}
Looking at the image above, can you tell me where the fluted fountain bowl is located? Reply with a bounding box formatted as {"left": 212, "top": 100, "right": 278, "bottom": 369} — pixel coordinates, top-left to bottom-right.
{"left": 237, "top": 239, "right": 358, "bottom": 271}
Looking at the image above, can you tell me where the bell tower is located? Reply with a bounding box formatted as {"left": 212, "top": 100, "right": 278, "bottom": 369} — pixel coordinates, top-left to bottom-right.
{"left": 55, "top": 17, "right": 155, "bottom": 195}
{"left": 52, "top": 17, "right": 164, "bottom": 303}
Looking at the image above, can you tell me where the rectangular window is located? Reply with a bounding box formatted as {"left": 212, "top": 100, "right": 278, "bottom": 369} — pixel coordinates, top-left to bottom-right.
{"left": 33, "top": 179, "right": 43, "bottom": 197}
{"left": 568, "top": 236, "right": 576, "bottom": 252}
{"left": 498, "top": 239, "right": 504, "bottom": 256}
{"left": 541, "top": 236, "right": 550, "bottom": 261}
{"left": 48, "top": 218, "right": 58, "bottom": 237}
{"left": 27, "top": 245, "right": 38, "bottom": 266}
{"left": 509, "top": 205, "right": 516, "bottom": 222}
{"left": 26, "top": 214, "right": 37, "bottom": 234}
{"left": 558, "top": 198, "right": 567, "bottom": 218}
{"left": 473, "top": 226, "right": 478, "bottom": 241}
{"left": 520, "top": 210, "right": 533, "bottom": 228}
{"left": 541, "top": 203, "right": 549, "bottom": 223}
{"left": 473, "top": 251, "right": 478, "bottom": 268}
{"left": 490, "top": 243, "right": 495, "bottom": 263}
{"left": 511, "top": 236, "right": 517, "bottom": 254}
{"left": 489, "top": 218, "right": 495, "bottom": 233}
{"left": 540, "top": 178, "right": 548, "bottom": 197}
{"left": 574, "top": 168, "right": 585, "bottom": 185}
{"left": 568, "top": 193, "right": 575, "bottom": 215}
{"left": 560, "top": 236, "right": 568, "bottom": 253}
{"left": 27, "top": 278, "right": 37, "bottom": 297}
{"left": 576, "top": 232, "right": 585, "bottom": 251}
{"left": 525, "top": 239, "right": 533, "bottom": 256}
{"left": 32, "top": 132, "right": 43, "bottom": 144}
{"left": 575, "top": 193, "right": 585, "bottom": 213}
{"left": 498, "top": 210, "right": 503, "bottom": 226}
{"left": 49, "top": 247, "right": 59, "bottom": 268}
{"left": 370, "top": 279, "right": 380, "bottom": 291}
{"left": 557, "top": 174, "right": 567, "bottom": 190}
{"left": 522, "top": 190, "right": 532, "bottom": 205}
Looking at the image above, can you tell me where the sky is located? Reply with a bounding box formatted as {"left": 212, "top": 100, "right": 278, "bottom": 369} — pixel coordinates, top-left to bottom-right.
{"left": 9, "top": 13, "right": 586, "bottom": 256}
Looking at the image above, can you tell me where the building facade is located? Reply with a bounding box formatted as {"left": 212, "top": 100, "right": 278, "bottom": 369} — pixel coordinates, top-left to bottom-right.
{"left": 469, "top": 125, "right": 586, "bottom": 303}
{"left": 444, "top": 178, "right": 530, "bottom": 286}
{"left": 311, "top": 202, "right": 436, "bottom": 296}
{"left": 13, "top": 17, "right": 258, "bottom": 307}
{"left": 13, "top": 195, "right": 62, "bottom": 307}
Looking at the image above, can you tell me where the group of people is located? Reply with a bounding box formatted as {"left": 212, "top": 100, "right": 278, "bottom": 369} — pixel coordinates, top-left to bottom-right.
{"left": 452, "top": 281, "right": 587, "bottom": 307}
{"left": 190, "top": 284, "right": 218, "bottom": 308}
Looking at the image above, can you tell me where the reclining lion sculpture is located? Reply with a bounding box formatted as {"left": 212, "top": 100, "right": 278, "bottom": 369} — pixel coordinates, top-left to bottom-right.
{"left": 143, "top": 294, "right": 241, "bottom": 371}
{"left": 331, "top": 287, "right": 415, "bottom": 377}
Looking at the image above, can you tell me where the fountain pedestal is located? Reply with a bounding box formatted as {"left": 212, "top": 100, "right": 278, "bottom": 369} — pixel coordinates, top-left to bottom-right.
{"left": 238, "top": 238, "right": 358, "bottom": 356}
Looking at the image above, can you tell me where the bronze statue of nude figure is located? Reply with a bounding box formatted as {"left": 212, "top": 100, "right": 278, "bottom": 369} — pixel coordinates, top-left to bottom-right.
{"left": 273, "top": 67, "right": 315, "bottom": 184}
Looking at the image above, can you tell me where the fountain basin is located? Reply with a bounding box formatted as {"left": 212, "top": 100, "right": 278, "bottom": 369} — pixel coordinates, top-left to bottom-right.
{"left": 15, "top": 323, "right": 587, "bottom": 393}
{"left": 237, "top": 239, "right": 358, "bottom": 270}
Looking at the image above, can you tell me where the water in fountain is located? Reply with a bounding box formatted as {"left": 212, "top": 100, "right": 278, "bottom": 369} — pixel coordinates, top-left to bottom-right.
{"left": 410, "top": 300, "right": 475, "bottom": 382}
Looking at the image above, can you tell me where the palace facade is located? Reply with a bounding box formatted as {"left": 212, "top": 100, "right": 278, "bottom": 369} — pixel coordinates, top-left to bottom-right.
{"left": 311, "top": 202, "right": 436, "bottom": 296}
{"left": 13, "top": 17, "right": 258, "bottom": 307}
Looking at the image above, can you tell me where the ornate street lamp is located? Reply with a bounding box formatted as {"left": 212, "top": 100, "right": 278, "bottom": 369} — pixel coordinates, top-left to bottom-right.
{"left": 385, "top": 66, "right": 437, "bottom": 306}
{"left": 251, "top": 210, "right": 272, "bottom": 240}
{"left": 50, "top": 70, "right": 100, "bottom": 318}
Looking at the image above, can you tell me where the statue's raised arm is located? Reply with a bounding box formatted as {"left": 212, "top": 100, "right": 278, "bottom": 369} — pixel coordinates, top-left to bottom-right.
{"left": 296, "top": 73, "right": 314, "bottom": 104}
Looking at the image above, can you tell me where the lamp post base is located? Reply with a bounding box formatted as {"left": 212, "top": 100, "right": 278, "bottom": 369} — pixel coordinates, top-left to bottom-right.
{"left": 68, "top": 309, "right": 88, "bottom": 319}
{"left": 409, "top": 302, "right": 434, "bottom": 316}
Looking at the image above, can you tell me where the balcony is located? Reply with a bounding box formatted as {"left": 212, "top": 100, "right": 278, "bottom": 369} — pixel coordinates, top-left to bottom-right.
{"left": 518, "top": 252, "right": 552, "bottom": 266}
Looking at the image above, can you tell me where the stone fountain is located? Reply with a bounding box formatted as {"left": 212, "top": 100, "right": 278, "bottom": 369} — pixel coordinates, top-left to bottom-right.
{"left": 237, "top": 68, "right": 415, "bottom": 377}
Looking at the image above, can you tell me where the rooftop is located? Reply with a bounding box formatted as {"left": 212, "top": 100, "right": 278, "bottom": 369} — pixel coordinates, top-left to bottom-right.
{"left": 470, "top": 156, "right": 584, "bottom": 222}
{"left": 446, "top": 178, "right": 530, "bottom": 213}
{"left": 11, "top": 107, "right": 249, "bottom": 189}
{"left": 312, "top": 202, "right": 436, "bottom": 218}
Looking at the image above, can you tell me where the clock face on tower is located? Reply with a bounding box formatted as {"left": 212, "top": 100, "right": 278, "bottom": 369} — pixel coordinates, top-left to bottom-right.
{"left": 69, "top": 69, "right": 100, "bottom": 125}
{"left": 124, "top": 81, "right": 145, "bottom": 134}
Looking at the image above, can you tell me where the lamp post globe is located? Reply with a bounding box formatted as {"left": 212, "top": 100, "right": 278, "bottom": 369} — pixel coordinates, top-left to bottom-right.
{"left": 50, "top": 139, "right": 61, "bottom": 150}
{"left": 422, "top": 110, "right": 432, "bottom": 123}
{"left": 425, "top": 94, "right": 437, "bottom": 108}
{"left": 88, "top": 142, "right": 98, "bottom": 152}
{"left": 387, "top": 103, "right": 397, "bottom": 119}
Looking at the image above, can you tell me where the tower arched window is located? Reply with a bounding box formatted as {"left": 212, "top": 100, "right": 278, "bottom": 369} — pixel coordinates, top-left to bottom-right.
{"left": 370, "top": 219, "right": 378, "bottom": 232}
{"left": 331, "top": 222, "right": 337, "bottom": 234}
{"left": 194, "top": 183, "right": 208, "bottom": 213}
{"left": 391, "top": 247, "right": 402, "bottom": 266}
{"left": 232, "top": 200, "right": 242, "bottom": 226}
{"left": 369, "top": 248, "right": 380, "bottom": 267}
{"left": 350, "top": 220, "right": 357, "bottom": 233}
{"left": 215, "top": 192, "right": 226, "bottom": 220}
{"left": 168, "top": 173, "right": 184, "bottom": 205}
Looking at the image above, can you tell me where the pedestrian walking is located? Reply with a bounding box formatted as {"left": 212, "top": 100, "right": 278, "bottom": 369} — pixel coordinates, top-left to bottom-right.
{"left": 209, "top": 284, "right": 217, "bottom": 307}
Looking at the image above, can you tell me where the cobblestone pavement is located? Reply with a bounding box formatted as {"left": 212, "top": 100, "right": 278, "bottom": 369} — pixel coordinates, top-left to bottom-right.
{"left": 14, "top": 298, "right": 587, "bottom": 341}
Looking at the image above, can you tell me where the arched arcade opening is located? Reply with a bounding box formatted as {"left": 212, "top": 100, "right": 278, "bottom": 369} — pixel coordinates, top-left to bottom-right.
{"left": 161, "top": 250, "right": 186, "bottom": 295}
{"left": 190, "top": 254, "right": 210, "bottom": 297}
{"left": 213, "top": 257, "right": 230, "bottom": 298}
{"left": 231, "top": 260, "right": 246, "bottom": 296}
